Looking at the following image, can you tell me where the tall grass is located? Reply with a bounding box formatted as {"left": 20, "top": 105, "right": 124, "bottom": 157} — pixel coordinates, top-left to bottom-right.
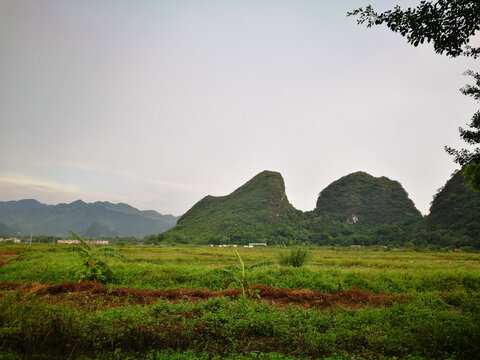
{"left": 1, "top": 244, "right": 480, "bottom": 294}
{"left": 277, "top": 243, "right": 309, "bottom": 267}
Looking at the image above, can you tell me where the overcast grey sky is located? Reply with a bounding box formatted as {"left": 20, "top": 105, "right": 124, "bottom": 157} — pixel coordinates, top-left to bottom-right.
{"left": 0, "top": 0, "right": 478, "bottom": 216}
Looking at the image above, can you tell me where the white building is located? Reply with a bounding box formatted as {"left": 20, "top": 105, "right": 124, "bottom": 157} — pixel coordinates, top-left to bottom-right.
{"left": 57, "top": 239, "right": 109, "bottom": 245}
{"left": 0, "top": 238, "right": 21, "bottom": 243}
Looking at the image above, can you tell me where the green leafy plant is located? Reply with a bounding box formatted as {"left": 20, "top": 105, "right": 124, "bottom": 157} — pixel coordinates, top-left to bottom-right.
{"left": 69, "top": 231, "right": 126, "bottom": 283}
{"left": 222, "top": 249, "right": 271, "bottom": 298}
{"left": 462, "top": 276, "right": 480, "bottom": 315}
{"left": 277, "top": 241, "right": 309, "bottom": 267}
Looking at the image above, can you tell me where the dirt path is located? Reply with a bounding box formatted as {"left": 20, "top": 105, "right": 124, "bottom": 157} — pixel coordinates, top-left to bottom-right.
{"left": 0, "top": 281, "right": 404, "bottom": 309}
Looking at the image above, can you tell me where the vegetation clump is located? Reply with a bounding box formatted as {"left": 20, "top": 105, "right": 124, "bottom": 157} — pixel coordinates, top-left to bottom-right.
{"left": 70, "top": 231, "right": 126, "bottom": 283}
{"left": 277, "top": 242, "right": 309, "bottom": 267}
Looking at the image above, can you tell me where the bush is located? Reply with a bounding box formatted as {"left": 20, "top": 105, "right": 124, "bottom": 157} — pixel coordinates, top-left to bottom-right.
{"left": 69, "top": 231, "right": 126, "bottom": 283}
{"left": 277, "top": 243, "right": 309, "bottom": 267}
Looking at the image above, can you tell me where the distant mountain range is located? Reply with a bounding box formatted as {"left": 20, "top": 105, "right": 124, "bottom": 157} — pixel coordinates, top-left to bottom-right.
{"left": 0, "top": 200, "right": 178, "bottom": 238}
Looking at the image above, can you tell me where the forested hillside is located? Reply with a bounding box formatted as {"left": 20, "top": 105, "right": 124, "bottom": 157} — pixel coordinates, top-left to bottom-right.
{"left": 302, "top": 172, "right": 422, "bottom": 246}
{"left": 159, "top": 171, "right": 303, "bottom": 244}
{"left": 415, "top": 169, "right": 480, "bottom": 248}
{"left": 315, "top": 172, "right": 422, "bottom": 224}
{"left": 156, "top": 170, "right": 423, "bottom": 246}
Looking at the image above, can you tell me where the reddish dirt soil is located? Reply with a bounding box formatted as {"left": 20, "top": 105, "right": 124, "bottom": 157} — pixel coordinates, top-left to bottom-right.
{"left": 0, "top": 250, "right": 19, "bottom": 267}
{"left": 0, "top": 252, "right": 18, "bottom": 260}
{"left": 0, "top": 281, "right": 404, "bottom": 310}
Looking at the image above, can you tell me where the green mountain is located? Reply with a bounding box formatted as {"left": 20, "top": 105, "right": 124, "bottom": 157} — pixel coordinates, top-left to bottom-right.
{"left": 302, "top": 172, "right": 422, "bottom": 246}
{"left": 0, "top": 199, "right": 178, "bottom": 238}
{"left": 415, "top": 169, "right": 480, "bottom": 248}
{"left": 315, "top": 171, "right": 422, "bottom": 224}
{"left": 160, "top": 170, "right": 303, "bottom": 244}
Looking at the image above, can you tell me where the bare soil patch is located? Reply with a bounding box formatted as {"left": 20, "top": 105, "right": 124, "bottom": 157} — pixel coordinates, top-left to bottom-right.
{"left": 0, "top": 249, "right": 18, "bottom": 260}
{"left": 0, "top": 282, "right": 403, "bottom": 309}
{"left": 0, "top": 250, "right": 20, "bottom": 267}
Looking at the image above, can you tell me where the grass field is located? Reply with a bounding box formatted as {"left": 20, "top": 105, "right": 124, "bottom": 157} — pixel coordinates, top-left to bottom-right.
{"left": 0, "top": 244, "right": 479, "bottom": 359}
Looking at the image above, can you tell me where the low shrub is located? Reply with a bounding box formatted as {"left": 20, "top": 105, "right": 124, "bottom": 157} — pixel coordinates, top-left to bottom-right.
{"left": 277, "top": 243, "right": 309, "bottom": 267}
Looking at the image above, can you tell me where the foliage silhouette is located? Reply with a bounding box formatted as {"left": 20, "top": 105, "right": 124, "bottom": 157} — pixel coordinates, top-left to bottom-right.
{"left": 446, "top": 71, "right": 480, "bottom": 190}
{"left": 348, "top": 0, "right": 480, "bottom": 58}
{"left": 349, "top": 1, "right": 480, "bottom": 190}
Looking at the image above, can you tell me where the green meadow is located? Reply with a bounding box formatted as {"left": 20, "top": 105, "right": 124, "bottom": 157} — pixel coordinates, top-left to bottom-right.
{"left": 0, "top": 244, "right": 479, "bottom": 359}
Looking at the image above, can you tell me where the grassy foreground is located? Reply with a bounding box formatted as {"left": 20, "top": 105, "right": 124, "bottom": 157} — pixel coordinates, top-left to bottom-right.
{"left": 0, "top": 244, "right": 479, "bottom": 359}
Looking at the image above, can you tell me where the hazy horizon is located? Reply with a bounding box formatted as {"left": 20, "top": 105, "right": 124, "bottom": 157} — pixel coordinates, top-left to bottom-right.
{"left": 1, "top": 0, "right": 478, "bottom": 216}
